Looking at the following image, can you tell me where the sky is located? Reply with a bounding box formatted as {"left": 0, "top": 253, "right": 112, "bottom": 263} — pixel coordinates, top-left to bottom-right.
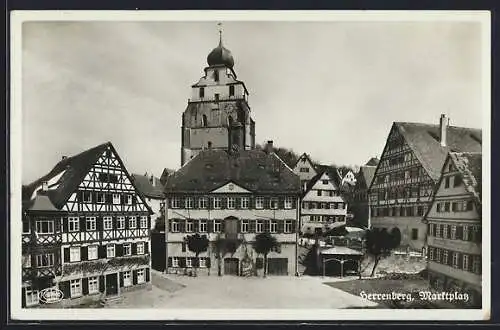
{"left": 20, "top": 18, "right": 484, "bottom": 184}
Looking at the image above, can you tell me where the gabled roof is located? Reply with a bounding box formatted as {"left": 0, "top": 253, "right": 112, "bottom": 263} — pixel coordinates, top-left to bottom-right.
{"left": 355, "top": 165, "right": 377, "bottom": 190}
{"left": 131, "top": 174, "right": 164, "bottom": 199}
{"left": 449, "top": 152, "right": 482, "bottom": 204}
{"left": 293, "top": 153, "right": 316, "bottom": 170}
{"left": 164, "top": 149, "right": 301, "bottom": 194}
{"left": 160, "top": 168, "right": 174, "bottom": 185}
{"left": 314, "top": 164, "right": 341, "bottom": 187}
{"left": 394, "top": 122, "right": 482, "bottom": 182}
{"left": 365, "top": 157, "right": 380, "bottom": 166}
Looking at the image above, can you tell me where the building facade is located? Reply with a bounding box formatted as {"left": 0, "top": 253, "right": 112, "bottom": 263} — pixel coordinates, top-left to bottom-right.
{"left": 292, "top": 153, "right": 318, "bottom": 191}
{"left": 347, "top": 161, "right": 377, "bottom": 228}
{"left": 22, "top": 142, "right": 152, "bottom": 307}
{"left": 424, "top": 152, "right": 482, "bottom": 307}
{"left": 180, "top": 34, "right": 255, "bottom": 166}
{"left": 368, "top": 115, "right": 482, "bottom": 251}
{"left": 131, "top": 173, "right": 165, "bottom": 229}
{"left": 164, "top": 142, "right": 301, "bottom": 277}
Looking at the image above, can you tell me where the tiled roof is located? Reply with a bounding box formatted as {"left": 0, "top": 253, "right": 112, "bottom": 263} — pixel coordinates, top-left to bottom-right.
{"left": 449, "top": 152, "right": 482, "bottom": 204}
{"left": 395, "top": 122, "right": 482, "bottom": 181}
{"left": 356, "top": 165, "right": 376, "bottom": 190}
{"left": 303, "top": 168, "right": 342, "bottom": 196}
{"left": 164, "top": 149, "right": 301, "bottom": 194}
{"left": 160, "top": 168, "right": 175, "bottom": 185}
{"left": 23, "top": 193, "right": 59, "bottom": 212}
{"left": 131, "top": 174, "right": 164, "bottom": 199}
{"left": 365, "top": 157, "right": 380, "bottom": 166}
{"left": 314, "top": 164, "right": 341, "bottom": 187}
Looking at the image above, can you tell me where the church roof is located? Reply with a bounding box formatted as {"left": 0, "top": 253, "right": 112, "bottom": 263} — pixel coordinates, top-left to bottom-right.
{"left": 164, "top": 149, "right": 301, "bottom": 194}
{"left": 207, "top": 37, "right": 234, "bottom": 68}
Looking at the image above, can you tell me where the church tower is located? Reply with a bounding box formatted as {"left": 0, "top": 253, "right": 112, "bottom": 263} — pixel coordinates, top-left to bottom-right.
{"left": 180, "top": 26, "right": 256, "bottom": 166}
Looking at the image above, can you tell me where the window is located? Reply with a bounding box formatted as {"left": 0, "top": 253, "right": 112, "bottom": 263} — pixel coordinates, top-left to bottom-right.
{"left": 185, "top": 197, "right": 194, "bottom": 209}
{"left": 322, "top": 180, "right": 329, "bottom": 184}
{"left": 285, "top": 220, "right": 294, "bottom": 233}
{"left": 255, "top": 197, "right": 264, "bottom": 209}
{"left": 113, "top": 194, "right": 120, "bottom": 204}
{"left": 214, "top": 93, "right": 220, "bottom": 101}
{"left": 214, "top": 70, "right": 219, "bottom": 82}
{"left": 443, "top": 225, "right": 448, "bottom": 238}
{"left": 137, "top": 242, "right": 145, "bottom": 255}
{"left": 36, "top": 253, "right": 54, "bottom": 267}
{"left": 214, "top": 220, "right": 221, "bottom": 233}
{"left": 463, "top": 254, "right": 469, "bottom": 271}
{"left": 172, "top": 257, "right": 180, "bottom": 268}
{"left": 86, "top": 217, "right": 96, "bottom": 231}
{"left": 227, "top": 197, "right": 235, "bottom": 209}
{"left": 88, "top": 276, "right": 99, "bottom": 294}
{"left": 436, "top": 249, "right": 442, "bottom": 262}
{"left": 97, "top": 193, "right": 106, "bottom": 204}
{"left": 300, "top": 167, "right": 309, "bottom": 173}
{"left": 107, "top": 244, "right": 115, "bottom": 258}
{"left": 186, "top": 221, "right": 194, "bottom": 232}
{"left": 68, "top": 217, "right": 79, "bottom": 232}
{"left": 436, "top": 203, "right": 442, "bottom": 213}
{"left": 83, "top": 191, "right": 92, "bottom": 203}
{"left": 463, "top": 225, "right": 469, "bottom": 241}
{"left": 472, "top": 255, "right": 481, "bottom": 274}
{"left": 229, "top": 85, "right": 235, "bottom": 96}
{"left": 466, "top": 201, "right": 474, "bottom": 211}
{"left": 70, "top": 247, "right": 81, "bottom": 262}
{"left": 172, "top": 221, "right": 179, "bottom": 233}
{"left": 442, "top": 250, "right": 449, "bottom": 264}
{"left": 199, "top": 258, "right": 208, "bottom": 268}
{"left": 429, "top": 248, "right": 434, "bottom": 261}
{"left": 444, "top": 177, "right": 450, "bottom": 188}
{"left": 451, "top": 225, "right": 457, "bottom": 239}
{"left": 199, "top": 197, "right": 208, "bottom": 209}
{"left": 171, "top": 197, "right": 180, "bottom": 209}
{"left": 121, "top": 243, "right": 130, "bottom": 256}
{"left": 88, "top": 245, "right": 98, "bottom": 260}
{"left": 117, "top": 216, "right": 125, "bottom": 229}
{"left": 270, "top": 198, "right": 278, "bottom": 209}
{"left": 417, "top": 206, "right": 424, "bottom": 216}
{"left": 126, "top": 195, "right": 132, "bottom": 205}
{"left": 137, "top": 269, "right": 145, "bottom": 283}
{"left": 186, "top": 258, "right": 193, "bottom": 268}
{"left": 429, "top": 223, "right": 435, "bottom": 236}
{"left": 25, "top": 287, "right": 39, "bottom": 306}
{"left": 270, "top": 221, "right": 277, "bottom": 233}
{"left": 36, "top": 220, "right": 54, "bottom": 234}
{"left": 129, "top": 216, "right": 137, "bottom": 229}
{"left": 140, "top": 216, "right": 148, "bottom": 228}
{"left": 199, "top": 87, "right": 205, "bottom": 98}
{"left": 452, "top": 202, "right": 458, "bottom": 212}
{"left": 411, "top": 229, "right": 418, "bottom": 240}
{"left": 256, "top": 220, "right": 264, "bottom": 233}
{"left": 213, "top": 197, "right": 221, "bottom": 209}
{"left": 202, "top": 115, "right": 208, "bottom": 127}
{"left": 123, "top": 271, "right": 132, "bottom": 287}
{"left": 199, "top": 220, "right": 207, "bottom": 233}
{"left": 284, "top": 197, "right": 293, "bottom": 209}
{"left": 70, "top": 279, "right": 82, "bottom": 298}
{"left": 452, "top": 252, "right": 459, "bottom": 268}
{"left": 104, "top": 216, "right": 113, "bottom": 230}
{"left": 317, "top": 190, "right": 322, "bottom": 196}
{"left": 241, "top": 197, "right": 249, "bottom": 209}
{"left": 339, "top": 203, "right": 345, "bottom": 209}
{"left": 241, "top": 220, "right": 249, "bottom": 233}
{"left": 444, "top": 202, "right": 450, "bottom": 212}
{"left": 454, "top": 175, "right": 462, "bottom": 187}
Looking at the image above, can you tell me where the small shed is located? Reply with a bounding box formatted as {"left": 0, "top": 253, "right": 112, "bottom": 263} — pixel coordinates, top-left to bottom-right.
{"left": 320, "top": 246, "right": 364, "bottom": 277}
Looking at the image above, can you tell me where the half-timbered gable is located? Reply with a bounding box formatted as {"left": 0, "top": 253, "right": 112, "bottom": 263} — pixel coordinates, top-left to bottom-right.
{"left": 292, "top": 153, "right": 318, "bottom": 190}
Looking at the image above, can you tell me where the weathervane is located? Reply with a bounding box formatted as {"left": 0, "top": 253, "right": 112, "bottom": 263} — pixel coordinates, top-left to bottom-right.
{"left": 217, "top": 22, "right": 223, "bottom": 43}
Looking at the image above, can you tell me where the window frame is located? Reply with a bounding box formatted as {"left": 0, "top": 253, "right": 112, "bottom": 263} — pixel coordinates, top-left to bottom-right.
{"left": 284, "top": 220, "right": 293, "bottom": 233}
{"left": 70, "top": 279, "right": 82, "bottom": 298}
{"left": 284, "top": 197, "right": 293, "bottom": 209}
{"left": 123, "top": 243, "right": 132, "bottom": 256}
{"left": 199, "top": 220, "right": 207, "bottom": 233}
{"left": 137, "top": 242, "right": 145, "bottom": 255}
{"left": 36, "top": 253, "right": 54, "bottom": 267}
{"left": 88, "top": 245, "right": 98, "bottom": 260}
{"left": 241, "top": 220, "right": 249, "bottom": 233}
{"left": 199, "top": 197, "right": 208, "bottom": 209}
{"left": 270, "top": 221, "right": 278, "bottom": 233}
{"left": 103, "top": 216, "right": 113, "bottom": 230}
{"left": 214, "top": 220, "right": 221, "bottom": 233}
{"left": 137, "top": 269, "right": 145, "bottom": 283}
{"left": 185, "top": 197, "right": 194, "bottom": 209}
{"left": 213, "top": 197, "right": 222, "bottom": 209}
{"left": 123, "top": 270, "right": 132, "bottom": 287}
{"left": 255, "top": 197, "right": 264, "bottom": 209}
{"left": 69, "top": 246, "right": 81, "bottom": 262}
{"left": 68, "top": 217, "right": 79, "bottom": 232}
{"left": 256, "top": 220, "right": 264, "bottom": 233}
{"left": 129, "top": 216, "right": 137, "bottom": 229}
{"left": 140, "top": 216, "right": 148, "bottom": 229}
{"left": 88, "top": 276, "right": 99, "bottom": 294}
{"left": 241, "top": 197, "right": 249, "bottom": 209}
{"left": 227, "top": 197, "right": 236, "bottom": 209}
{"left": 35, "top": 220, "right": 54, "bottom": 234}
{"left": 106, "top": 244, "right": 115, "bottom": 258}
{"left": 86, "top": 217, "right": 96, "bottom": 231}
{"left": 172, "top": 257, "right": 179, "bottom": 268}
{"left": 117, "top": 216, "right": 125, "bottom": 229}
{"left": 112, "top": 193, "right": 121, "bottom": 205}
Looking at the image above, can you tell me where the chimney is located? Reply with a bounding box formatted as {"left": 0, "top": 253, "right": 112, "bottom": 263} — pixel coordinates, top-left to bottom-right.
{"left": 41, "top": 181, "right": 49, "bottom": 191}
{"left": 150, "top": 175, "right": 154, "bottom": 185}
{"left": 439, "top": 114, "right": 448, "bottom": 147}
{"left": 265, "top": 140, "right": 274, "bottom": 154}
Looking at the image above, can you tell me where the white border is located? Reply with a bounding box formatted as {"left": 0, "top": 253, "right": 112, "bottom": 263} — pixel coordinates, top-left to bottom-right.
{"left": 10, "top": 10, "right": 491, "bottom": 321}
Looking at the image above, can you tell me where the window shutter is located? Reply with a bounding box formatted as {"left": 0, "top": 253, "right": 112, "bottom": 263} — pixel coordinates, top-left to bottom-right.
{"left": 180, "top": 220, "right": 186, "bottom": 232}
{"left": 112, "top": 217, "right": 117, "bottom": 230}
{"left": 168, "top": 219, "right": 172, "bottom": 232}
{"left": 99, "top": 276, "right": 105, "bottom": 293}
{"left": 64, "top": 248, "right": 70, "bottom": 263}
{"left": 131, "top": 243, "right": 137, "bottom": 255}
{"left": 249, "top": 196, "right": 255, "bottom": 209}
{"left": 121, "top": 194, "right": 125, "bottom": 205}
{"left": 249, "top": 220, "right": 256, "bottom": 233}
{"left": 264, "top": 197, "right": 269, "bottom": 209}
{"left": 80, "top": 217, "right": 86, "bottom": 232}
{"left": 61, "top": 281, "right": 71, "bottom": 298}
{"left": 96, "top": 217, "right": 103, "bottom": 231}
{"left": 457, "top": 252, "right": 463, "bottom": 270}
{"left": 144, "top": 242, "right": 149, "bottom": 254}
{"left": 62, "top": 218, "right": 68, "bottom": 232}
{"left": 98, "top": 246, "right": 106, "bottom": 259}
{"left": 106, "top": 193, "right": 112, "bottom": 204}
{"left": 116, "top": 244, "right": 123, "bottom": 257}
{"left": 220, "top": 220, "right": 225, "bottom": 232}
{"left": 447, "top": 225, "right": 451, "bottom": 239}
{"left": 82, "top": 277, "right": 89, "bottom": 295}
{"left": 120, "top": 272, "right": 124, "bottom": 287}
{"left": 146, "top": 268, "right": 150, "bottom": 282}
{"left": 278, "top": 220, "right": 284, "bottom": 233}
{"left": 81, "top": 246, "right": 88, "bottom": 261}
{"left": 193, "top": 257, "right": 199, "bottom": 268}
{"left": 207, "top": 220, "right": 213, "bottom": 233}
{"left": 194, "top": 220, "right": 199, "bottom": 233}
{"left": 132, "top": 270, "right": 138, "bottom": 285}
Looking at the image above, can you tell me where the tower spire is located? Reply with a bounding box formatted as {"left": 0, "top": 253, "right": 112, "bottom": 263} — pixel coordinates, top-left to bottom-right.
{"left": 217, "top": 22, "right": 223, "bottom": 45}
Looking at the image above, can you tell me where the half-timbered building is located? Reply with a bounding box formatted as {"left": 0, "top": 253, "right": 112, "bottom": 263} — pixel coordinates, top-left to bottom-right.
{"left": 292, "top": 153, "right": 318, "bottom": 191}
{"left": 424, "top": 152, "right": 482, "bottom": 307}
{"left": 22, "top": 142, "right": 152, "bottom": 307}
{"left": 368, "top": 114, "right": 482, "bottom": 252}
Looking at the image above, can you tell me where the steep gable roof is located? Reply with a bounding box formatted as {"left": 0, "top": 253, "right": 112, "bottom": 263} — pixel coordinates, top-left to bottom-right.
{"left": 165, "top": 149, "right": 301, "bottom": 194}
{"left": 449, "top": 152, "right": 482, "bottom": 204}
{"left": 314, "top": 164, "right": 342, "bottom": 187}
{"left": 356, "top": 165, "right": 376, "bottom": 190}
{"left": 395, "top": 122, "right": 482, "bottom": 181}
{"left": 365, "top": 157, "right": 380, "bottom": 166}
{"left": 293, "top": 153, "right": 316, "bottom": 170}
{"left": 131, "top": 174, "right": 164, "bottom": 199}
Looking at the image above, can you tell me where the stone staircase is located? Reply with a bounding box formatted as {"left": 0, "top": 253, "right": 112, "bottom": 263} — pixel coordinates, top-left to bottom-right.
{"left": 99, "top": 294, "right": 123, "bottom": 308}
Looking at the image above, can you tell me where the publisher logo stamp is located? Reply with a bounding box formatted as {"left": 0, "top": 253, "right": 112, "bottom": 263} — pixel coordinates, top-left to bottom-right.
{"left": 39, "top": 287, "right": 64, "bottom": 304}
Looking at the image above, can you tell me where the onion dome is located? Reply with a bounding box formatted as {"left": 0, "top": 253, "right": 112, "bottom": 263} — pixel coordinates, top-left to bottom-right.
{"left": 207, "top": 37, "right": 234, "bottom": 68}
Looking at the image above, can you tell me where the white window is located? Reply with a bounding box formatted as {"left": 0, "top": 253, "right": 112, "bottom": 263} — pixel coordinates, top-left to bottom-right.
{"left": 199, "top": 258, "right": 208, "bottom": 268}
{"left": 256, "top": 221, "right": 264, "bottom": 233}
{"left": 86, "top": 217, "right": 96, "bottom": 231}
{"left": 36, "top": 253, "right": 54, "bottom": 267}
{"left": 70, "top": 279, "right": 82, "bottom": 298}
{"left": 113, "top": 194, "right": 121, "bottom": 204}
{"left": 123, "top": 243, "right": 131, "bottom": 256}
{"left": 284, "top": 197, "right": 293, "bottom": 209}
{"left": 463, "top": 254, "right": 469, "bottom": 271}
{"left": 140, "top": 216, "right": 148, "bottom": 228}
{"left": 270, "top": 198, "right": 278, "bottom": 209}
{"left": 137, "top": 269, "right": 145, "bottom": 283}
{"left": 199, "top": 220, "right": 207, "bottom": 233}
{"left": 451, "top": 225, "right": 456, "bottom": 239}
{"left": 36, "top": 220, "right": 54, "bottom": 234}
{"left": 22, "top": 254, "right": 31, "bottom": 268}
{"left": 123, "top": 271, "right": 132, "bottom": 287}
{"left": 97, "top": 193, "right": 106, "bottom": 204}
{"left": 185, "top": 197, "right": 194, "bottom": 209}
{"left": 255, "top": 197, "right": 264, "bottom": 209}
{"left": 213, "top": 197, "right": 221, "bottom": 209}
{"left": 25, "top": 287, "right": 39, "bottom": 306}
{"left": 107, "top": 244, "right": 115, "bottom": 258}
{"left": 70, "top": 247, "right": 81, "bottom": 262}
{"left": 186, "top": 258, "right": 192, "bottom": 268}
{"left": 137, "top": 242, "right": 145, "bottom": 255}
{"left": 285, "top": 220, "right": 294, "bottom": 233}
{"left": 68, "top": 217, "right": 79, "bottom": 232}
{"left": 172, "top": 221, "right": 179, "bottom": 233}
{"left": 88, "top": 276, "right": 99, "bottom": 294}
{"left": 186, "top": 221, "right": 194, "bottom": 232}
{"left": 241, "top": 220, "right": 249, "bottom": 233}
{"left": 443, "top": 250, "right": 449, "bottom": 264}
{"left": 126, "top": 194, "right": 133, "bottom": 205}
{"left": 172, "top": 257, "right": 179, "bottom": 268}
{"left": 227, "top": 197, "right": 236, "bottom": 209}
{"left": 129, "top": 216, "right": 137, "bottom": 229}
{"left": 452, "top": 252, "right": 459, "bottom": 268}
{"left": 171, "top": 197, "right": 180, "bottom": 209}
{"left": 463, "top": 225, "right": 469, "bottom": 241}
{"left": 88, "top": 245, "right": 98, "bottom": 260}
{"left": 103, "top": 216, "right": 113, "bottom": 230}
{"left": 114, "top": 216, "right": 124, "bottom": 229}
{"left": 199, "top": 197, "right": 208, "bottom": 209}
{"left": 443, "top": 225, "right": 448, "bottom": 238}
{"left": 270, "top": 221, "right": 277, "bottom": 233}
{"left": 214, "top": 220, "right": 221, "bottom": 233}
{"left": 436, "top": 249, "right": 442, "bottom": 262}
{"left": 83, "top": 191, "right": 92, "bottom": 203}
{"left": 241, "top": 197, "right": 249, "bottom": 209}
